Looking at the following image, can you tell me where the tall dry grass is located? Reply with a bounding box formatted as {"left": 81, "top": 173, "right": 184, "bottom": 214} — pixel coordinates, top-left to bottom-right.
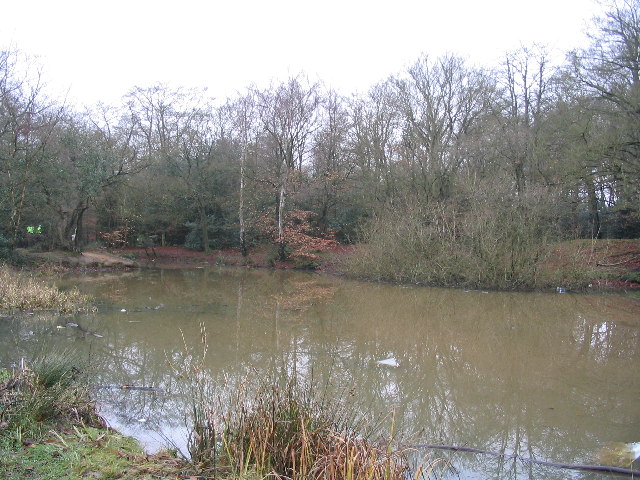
{"left": 191, "top": 375, "right": 417, "bottom": 480}
{"left": 169, "top": 326, "right": 440, "bottom": 480}
{"left": 0, "top": 265, "right": 94, "bottom": 312}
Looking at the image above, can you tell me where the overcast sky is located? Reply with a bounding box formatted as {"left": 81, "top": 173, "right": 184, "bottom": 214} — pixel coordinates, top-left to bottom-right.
{"left": 1, "top": 0, "right": 605, "bottom": 107}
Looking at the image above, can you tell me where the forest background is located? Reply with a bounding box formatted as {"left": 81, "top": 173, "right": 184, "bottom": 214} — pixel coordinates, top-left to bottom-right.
{"left": 1, "top": 0, "right": 639, "bottom": 290}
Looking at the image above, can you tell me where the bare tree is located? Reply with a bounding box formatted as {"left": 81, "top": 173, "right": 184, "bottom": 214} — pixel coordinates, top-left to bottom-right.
{"left": 310, "top": 88, "right": 353, "bottom": 234}
{"left": 499, "top": 45, "right": 554, "bottom": 191}
{"left": 0, "top": 49, "right": 64, "bottom": 244}
{"left": 125, "top": 85, "right": 228, "bottom": 252}
{"left": 393, "top": 55, "right": 494, "bottom": 199}
{"left": 569, "top": 0, "right": 640, "bottom": 235}
{"left": 349, "top": 81, "right": 400, "bottom": 203}
{"left": 256, "top": 77, "right": 321, "bottom": 259}
{"left": 229, "top": 92, "right": 258, "bottom": 256}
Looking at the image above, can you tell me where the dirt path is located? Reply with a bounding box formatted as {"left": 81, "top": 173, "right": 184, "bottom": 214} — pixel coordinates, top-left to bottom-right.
{"left": 16, "top": 249, "right": 138, "bottom": 268}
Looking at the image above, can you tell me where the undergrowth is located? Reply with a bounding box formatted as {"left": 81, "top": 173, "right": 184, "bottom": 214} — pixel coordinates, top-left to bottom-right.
{"left": 340, "top": 189, "right": 612, "bottom": 291}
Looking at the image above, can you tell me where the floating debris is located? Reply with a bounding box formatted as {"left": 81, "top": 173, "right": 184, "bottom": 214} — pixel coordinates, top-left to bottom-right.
{"left": 66, "top": 322, "right": 78, "bottom": 328}
{"left": 144, "top": 304, "right": 164, "bottom": 310}
{"left": 377, "top": 357, "right": 400, "bottom": 368}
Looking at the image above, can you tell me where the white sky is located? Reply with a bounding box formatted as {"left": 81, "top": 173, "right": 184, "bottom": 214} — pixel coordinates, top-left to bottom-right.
{"left": 0, "top": 0, "right": 605, "bottom": 107}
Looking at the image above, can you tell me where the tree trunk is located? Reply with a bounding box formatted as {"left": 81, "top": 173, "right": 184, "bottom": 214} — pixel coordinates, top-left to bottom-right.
{"left": 277, "top": 180, "right": 287, "bottom": 261}
{"left": 584, "top": 176, "right": 601, "bottom": 238}
{"left": 239, "top": 145, "right": 247, "bottom": 256}
{"left": 73, "top": 202, "right": 89, "bottom": 251}
{"left": 198, "top": 201, "right": 210, "bottom": 254}
{"left": 54, "top": 200, "right": 90, "bottom": 251}
{"left": 9, "top": 182, "right": 27, "bottom": 245}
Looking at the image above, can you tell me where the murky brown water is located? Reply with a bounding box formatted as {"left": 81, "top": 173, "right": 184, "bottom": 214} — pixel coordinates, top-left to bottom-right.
{"left": 1, "top": 268, "right": 639, "bottom": 478}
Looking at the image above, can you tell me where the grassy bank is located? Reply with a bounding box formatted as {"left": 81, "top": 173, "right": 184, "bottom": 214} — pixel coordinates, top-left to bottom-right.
{"left": 0, "top": 265, "right": 95, "bottom": 313}
{"left": 0, "top": 426, "right": 189, "bottom": 480}
{"left": 0, "top": 356, "right": 193, "bottom": 479}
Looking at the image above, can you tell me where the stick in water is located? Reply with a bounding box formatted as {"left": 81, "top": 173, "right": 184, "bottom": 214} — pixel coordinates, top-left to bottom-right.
{"left": 409, "top": 444, "right": 640, "bottom": 476}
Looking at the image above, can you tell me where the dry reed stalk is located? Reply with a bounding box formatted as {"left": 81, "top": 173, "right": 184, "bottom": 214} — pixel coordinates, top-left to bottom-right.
{"left": 0, "top": 265, "right": 94, "bottom": 312}
{"left": 175, "top": 325, "right": 434, "bottom": 479}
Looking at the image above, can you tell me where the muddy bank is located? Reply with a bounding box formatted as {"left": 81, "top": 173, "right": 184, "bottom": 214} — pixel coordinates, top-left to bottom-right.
{"left": 15, "top": 248, "right": 138, "bottom": 269}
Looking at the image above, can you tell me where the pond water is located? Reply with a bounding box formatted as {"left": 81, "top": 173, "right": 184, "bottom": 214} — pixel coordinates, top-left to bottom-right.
{"left": 1, "top": 267, "right": 639, "bottom": 479}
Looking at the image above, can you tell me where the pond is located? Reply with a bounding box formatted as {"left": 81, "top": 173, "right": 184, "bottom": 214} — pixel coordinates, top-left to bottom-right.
{"left": 1, "top": 267, "right": 639, "bottom": 479}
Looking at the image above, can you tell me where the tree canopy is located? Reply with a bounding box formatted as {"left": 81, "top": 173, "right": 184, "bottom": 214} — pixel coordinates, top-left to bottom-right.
{"left": 1, "top": 2, "right": 638, "bottom": 273}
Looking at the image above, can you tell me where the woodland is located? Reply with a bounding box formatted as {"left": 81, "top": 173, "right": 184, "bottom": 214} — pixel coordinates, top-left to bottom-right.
{"left": 1, "top": 1, "right": 639, "bottom": 288}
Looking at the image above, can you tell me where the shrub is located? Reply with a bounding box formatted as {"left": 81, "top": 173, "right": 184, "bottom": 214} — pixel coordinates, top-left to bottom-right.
{"left": 343, "top": 183, "right": 562, "bottom": 290}
{"left": 622, "top": 271, "right": 640, "bottom": 284}
{"left": 264, "top": 246, "right": 281, "bottom": 267}
{"left": 99, "top": 227, "right": 132, "bottom": 248}
{"left": 257, "top": 210, "right": 338, "bottom": 267}
{"left": 184, "top": 215, "right": 238, "bottom": 251}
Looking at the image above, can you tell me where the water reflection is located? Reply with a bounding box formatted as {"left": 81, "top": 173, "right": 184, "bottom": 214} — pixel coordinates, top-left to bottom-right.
{"left": 1, "top": 268, "right": 639, "bottom": 479}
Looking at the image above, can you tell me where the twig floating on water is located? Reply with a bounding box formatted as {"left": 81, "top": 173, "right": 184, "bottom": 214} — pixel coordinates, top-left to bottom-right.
{"left": 94, "top": 385, "right": 164, "bottom": 393}
{"left": 408, "top": 444, "right": 640, "bottom": 476}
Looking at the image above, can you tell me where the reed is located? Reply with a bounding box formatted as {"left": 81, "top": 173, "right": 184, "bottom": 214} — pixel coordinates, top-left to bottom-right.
{"left": 192, "top": 373, "right": 412, "bottom": 480}
{"left": 0, "top": 265, "right": 95, "bottom": 313}
{"left": 169, "top": 325, "right": 442, "bottom": 479}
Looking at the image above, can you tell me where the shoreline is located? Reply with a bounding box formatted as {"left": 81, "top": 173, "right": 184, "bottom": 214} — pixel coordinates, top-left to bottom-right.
{"left": 10, "top": 239, "right": 640, "bottom": 295}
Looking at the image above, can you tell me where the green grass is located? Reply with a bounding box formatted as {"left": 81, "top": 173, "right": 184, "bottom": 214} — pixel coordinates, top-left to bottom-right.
{"left": 0, "top": 354, "right": 101, "bottom": 445}
{"left": 0, "top": 355, "right": 197, "bottom": 479}
{"left": 0, "top": 426, "right": 190, "bottom": 480}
